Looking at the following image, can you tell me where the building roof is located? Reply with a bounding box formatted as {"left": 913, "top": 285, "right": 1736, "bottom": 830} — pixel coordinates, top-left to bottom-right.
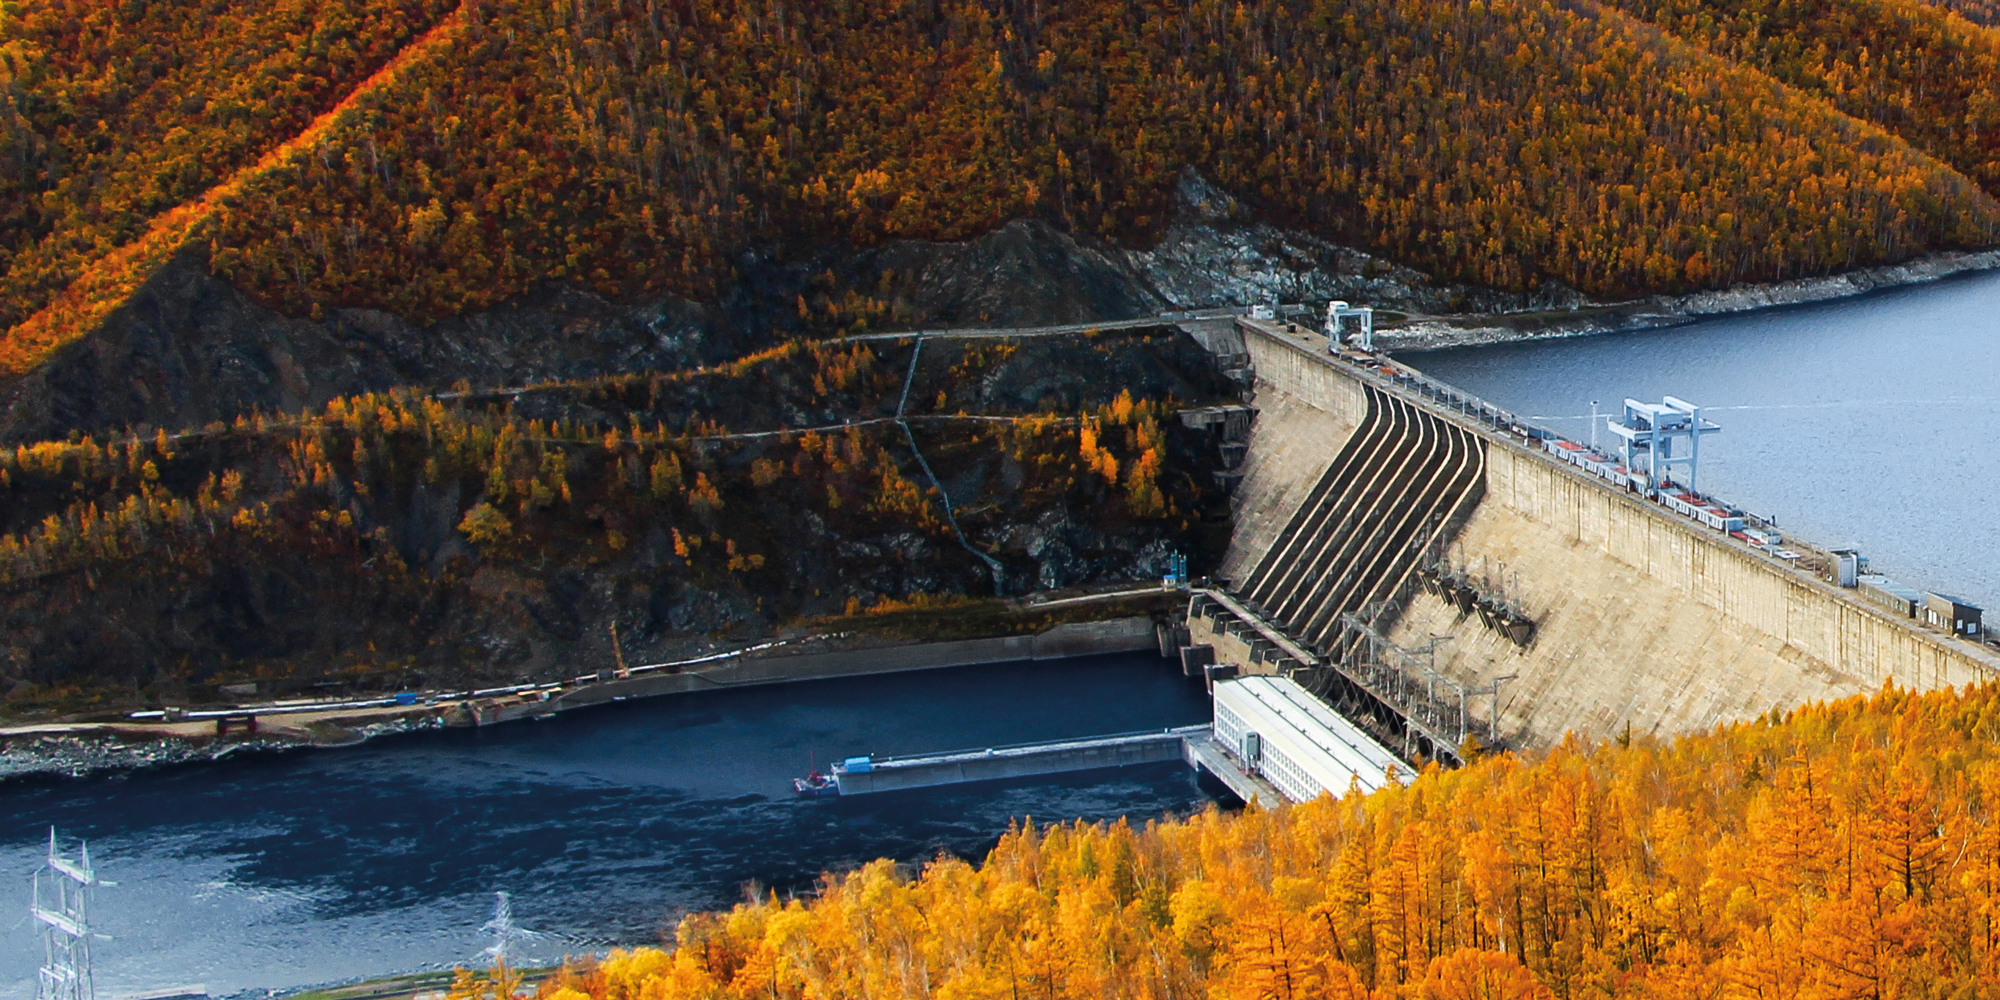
{"left": 1859, "top": 574, "right": 1925, "bottom": 602}
{"left": 1215, "top": 675, "right": 1404, "bottom": 797}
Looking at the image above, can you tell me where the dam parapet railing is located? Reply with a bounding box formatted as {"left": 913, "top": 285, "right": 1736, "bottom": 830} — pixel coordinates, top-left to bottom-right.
{"left": 1226, "top": 315, "right": 1998, "bottom": 663}
{"left": 1175, "top": 312, "right": 1999, "bottom": 762}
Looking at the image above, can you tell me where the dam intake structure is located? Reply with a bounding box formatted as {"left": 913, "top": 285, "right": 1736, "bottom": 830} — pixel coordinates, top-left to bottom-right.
{"left": 1179, "top": 312, "right": 1999, "bottom": 763}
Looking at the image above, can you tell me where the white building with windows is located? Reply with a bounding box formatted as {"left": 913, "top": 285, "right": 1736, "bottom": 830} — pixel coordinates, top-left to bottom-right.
{"left": 1211, "top": 676, "right": 1403, "bottom": 802}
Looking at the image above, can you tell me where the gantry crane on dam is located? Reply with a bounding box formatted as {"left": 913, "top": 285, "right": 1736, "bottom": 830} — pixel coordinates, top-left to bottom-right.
{"left": 1173, "top": 303, "right": 1997, "bottom": 774}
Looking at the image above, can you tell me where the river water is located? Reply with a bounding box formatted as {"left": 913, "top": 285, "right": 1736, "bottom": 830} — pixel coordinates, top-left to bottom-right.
{"left": 10, "top": 272, "right": 1998, "bottom": 998}
{"left": 1409, "top": 270, "right": 2000, "bottom": 607}
{"left": 0, "top": 653, "right": 1214, "bottom": 999}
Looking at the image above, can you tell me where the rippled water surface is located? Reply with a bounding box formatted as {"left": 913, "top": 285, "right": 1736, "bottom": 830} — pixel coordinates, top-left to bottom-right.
{"left": 0, "top": 653, "right": 1213, "bottom": 998}
{"left": 1409, "top": 270, "right": 2000, "bottom": 604}
{"left": 15, "top": 270, "right": 1998, "bottom": 997}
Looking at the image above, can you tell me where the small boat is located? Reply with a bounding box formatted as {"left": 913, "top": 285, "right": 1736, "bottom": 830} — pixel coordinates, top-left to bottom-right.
{"left": 793, "top": 770, "right": 840, "bottom": 798}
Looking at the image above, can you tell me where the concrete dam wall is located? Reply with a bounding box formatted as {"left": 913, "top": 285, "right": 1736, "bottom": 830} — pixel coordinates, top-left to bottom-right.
{"left": 1192, "top": 318, "right": 1998, "bottom": 754}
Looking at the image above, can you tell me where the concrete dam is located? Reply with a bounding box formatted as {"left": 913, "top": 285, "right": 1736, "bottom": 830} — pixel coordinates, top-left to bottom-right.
{"left": 1181, "top": 315, "right": 2000, "bottom": 760}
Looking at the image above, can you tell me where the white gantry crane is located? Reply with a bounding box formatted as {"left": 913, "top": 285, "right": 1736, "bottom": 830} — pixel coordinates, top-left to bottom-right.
{"left": 1324, "top": 300, "right": 1375, "bottom": 352}
{"left": 1604, "top": 396, "right": 1721, "bottom": 496}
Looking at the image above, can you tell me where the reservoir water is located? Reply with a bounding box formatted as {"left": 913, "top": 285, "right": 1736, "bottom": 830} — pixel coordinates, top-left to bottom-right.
{"left": 1409, "top": 270, "right": 2000, "bottom": 607}
{"left": 0, "top": 653, "right": 1213, "bottom": 999}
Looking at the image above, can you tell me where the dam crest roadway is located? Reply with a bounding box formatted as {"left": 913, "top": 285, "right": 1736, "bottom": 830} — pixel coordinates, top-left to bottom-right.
{"left": 1172, "top": 309, "right": 1999, "bottom": 759}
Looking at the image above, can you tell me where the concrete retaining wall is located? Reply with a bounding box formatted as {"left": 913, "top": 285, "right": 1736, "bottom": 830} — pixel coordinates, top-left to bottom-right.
{"left": 554, "top": 617, "right": 1160, "bottom": 710}
{"left": 1216, "top": 385, "right": 1362, "bottom": 584}
{"left": 1394, "top": 443, "right": 1999, "bottom": 744}
{"left": 1237, "top": 320, "right": 1368, "bottom": 425}
{"left": 1486, "top": 445, "right": 1994, "bottom": 691}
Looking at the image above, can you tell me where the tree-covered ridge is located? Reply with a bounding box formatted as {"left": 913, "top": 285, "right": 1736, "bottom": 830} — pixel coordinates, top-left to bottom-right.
{"left": 0, "top": 0, "right": 473, "bottom": 379}
{"left": 201, "top": 0, "right": 1999, "bottom": 318}
{"left": 1926, "top": 0, "right": 2000, "bottom": 26}
{"left": 5, "top": 0, "right": 2000, "bottom": 378}
{"left": 493, "top": 682, "right": 2000, "bottom": 1000}
{"left": 0, "top": 0, "right": 459, "bottom": 331}
{"left": 1609, "top": 0, "right": 2000, "bottom": 198}
{"left": 0, "top": 329, "right": 1233, "bottom": 703}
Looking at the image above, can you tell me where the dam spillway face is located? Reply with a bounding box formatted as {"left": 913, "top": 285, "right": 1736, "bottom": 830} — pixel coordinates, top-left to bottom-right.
{"left": 1237, "top": 384, "right": 1486, "bottom": 652}
{"left": 1199, "top": 316, "right": 2000, "bottom": 755}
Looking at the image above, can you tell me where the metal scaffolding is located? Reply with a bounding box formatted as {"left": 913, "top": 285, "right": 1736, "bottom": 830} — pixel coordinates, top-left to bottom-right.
{"left": 1326, "top": 611, "right": 1472, "bottom": 762}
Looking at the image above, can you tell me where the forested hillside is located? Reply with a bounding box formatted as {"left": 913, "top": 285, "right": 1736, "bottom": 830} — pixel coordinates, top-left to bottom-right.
{"left": 497, "top": 682, "right": 2000, "bottom": 999}
{"left": 0, "top": 0, "right": 459, "bottom": 346}
{"left": 4, "top": 0, "right": 2000, "bottom": 388}
{"left": 0, "top": 328, "right": 1234, "bottom": 713}
{"left": 1611, "top": 0, "right": 2000, "bottom": 196}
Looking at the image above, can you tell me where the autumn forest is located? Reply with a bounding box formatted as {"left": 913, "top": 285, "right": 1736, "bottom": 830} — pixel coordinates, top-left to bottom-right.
{"left": 0, "top": 327, "right": 1236, "bottom": 707}
{"left": 9, "top": 1, "right": 2000, "bottom": 993}
{"left": 7, "top": 0, "right": 2000, "bottom": 376}
{"left": 465, "top": 683, "right": 2000, "bottom": 1000}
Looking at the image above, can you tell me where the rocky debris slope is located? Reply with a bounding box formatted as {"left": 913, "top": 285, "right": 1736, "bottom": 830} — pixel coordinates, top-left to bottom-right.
{"left": 5, "top": 164, "right": 1990, "bottom": 444}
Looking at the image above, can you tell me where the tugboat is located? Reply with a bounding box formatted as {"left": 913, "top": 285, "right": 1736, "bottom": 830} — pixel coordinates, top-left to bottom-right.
{"left": 792, "top": 769, "right": 840, "bottom": 798}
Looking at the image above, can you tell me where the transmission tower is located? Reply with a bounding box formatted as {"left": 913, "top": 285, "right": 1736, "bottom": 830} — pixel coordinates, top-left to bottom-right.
{"left": 32, "top": 828, "right": 112, "bottom": 1000}
{"left": 481, "top": 891, "right": 518, "bottom": 965}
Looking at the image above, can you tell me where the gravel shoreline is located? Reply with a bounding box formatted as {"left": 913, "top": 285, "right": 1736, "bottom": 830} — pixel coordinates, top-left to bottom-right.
{"left": 0, "top": 715, "right": 446, "bottom": 782}
{"left": 1378, "top": 248, "right": 2000, "bottom": 352}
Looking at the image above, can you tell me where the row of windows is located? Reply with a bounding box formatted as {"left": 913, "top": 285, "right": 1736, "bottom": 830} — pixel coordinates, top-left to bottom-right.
{"left": 1215, "top": 705, "right": 1247, "bottom": 749}
{"left": 1258, "top": 743, "right": 1321, "bottom": 802}
{"left": 1216, "top": 698, "right": 1336, "bottom": 802}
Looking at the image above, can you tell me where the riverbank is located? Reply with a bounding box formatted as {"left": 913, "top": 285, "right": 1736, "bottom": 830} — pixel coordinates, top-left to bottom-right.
{"left": 0, "top": 591, "right": 1181, "bottom": 781}
{"left": 1377, "top": 248, "right": 2000, "bottom": 351}
{"left": 0, "top": 649, "right": 1214, "bottom": 998}
{"left": 276, "top": 966, "right": 559, "bottom": 1000}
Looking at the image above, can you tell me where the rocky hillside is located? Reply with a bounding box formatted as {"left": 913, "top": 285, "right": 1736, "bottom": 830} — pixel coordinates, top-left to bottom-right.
{"left": 5, "top": 0, "right": 2000, "bottom": 446}
{"left": 0, "top": 172, "right": 1491, "bottom": 444}
{"left": 0, "top": 327, "right": 1239, "bottom": 716}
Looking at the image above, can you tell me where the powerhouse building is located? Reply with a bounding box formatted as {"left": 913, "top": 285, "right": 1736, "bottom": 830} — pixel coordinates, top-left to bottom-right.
{"left": 1211, "top": 675, "right": 1403, "bottom": 801}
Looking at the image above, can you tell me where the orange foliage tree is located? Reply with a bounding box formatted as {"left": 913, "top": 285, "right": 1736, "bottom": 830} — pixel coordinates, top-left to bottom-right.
{"left": 511, "top": 683, "right": 2000, "bottom": 999}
